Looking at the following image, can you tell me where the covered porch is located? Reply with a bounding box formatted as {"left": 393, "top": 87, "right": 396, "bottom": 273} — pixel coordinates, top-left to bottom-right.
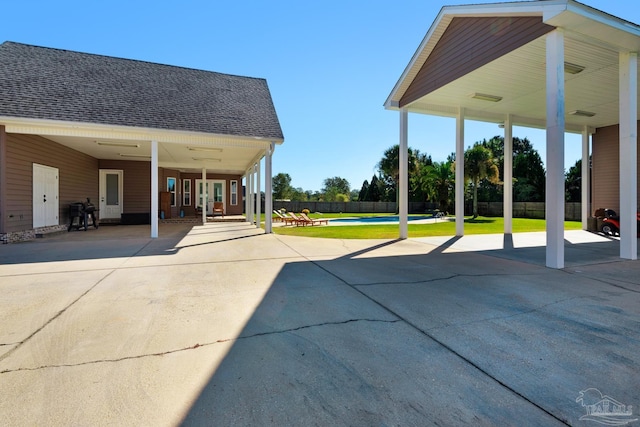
{"left": 385, "top": 0, "right": 640, "bottom": 268}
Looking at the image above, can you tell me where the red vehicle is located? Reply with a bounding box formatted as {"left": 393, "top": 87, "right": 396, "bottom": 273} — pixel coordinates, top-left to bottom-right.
{"left": 600, "top": 209, "right": 640, "bottom": 236}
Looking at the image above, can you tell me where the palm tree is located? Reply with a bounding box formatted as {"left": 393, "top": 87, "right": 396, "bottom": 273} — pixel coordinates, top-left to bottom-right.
{"left": 423, "top": 161, "right": 454, "bottom": 214}
{"left": 464, "top": 144, "right": 500, "bottom": 218}
{"left": 377, "top": 145, "right": 419, "bottom": 211}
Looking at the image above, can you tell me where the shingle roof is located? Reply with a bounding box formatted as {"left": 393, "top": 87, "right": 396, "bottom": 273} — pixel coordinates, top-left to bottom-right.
{"left": 0, "top": 41, "right": 284, "bottom": 140}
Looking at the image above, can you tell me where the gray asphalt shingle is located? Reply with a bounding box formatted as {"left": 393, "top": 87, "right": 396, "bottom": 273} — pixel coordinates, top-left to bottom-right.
{"left": 0, "top": 41, "right": 283, "bottom": 140}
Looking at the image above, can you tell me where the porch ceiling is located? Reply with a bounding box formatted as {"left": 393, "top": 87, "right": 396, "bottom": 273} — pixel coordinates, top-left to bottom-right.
{"left": 45, "top": 135, "right": 268, "bottom": 175}
{"left": 2, "top": 118, "right": 279, "bottom": 175}
{"left": 386, "top": 1, "right": 640, "bottom": 133}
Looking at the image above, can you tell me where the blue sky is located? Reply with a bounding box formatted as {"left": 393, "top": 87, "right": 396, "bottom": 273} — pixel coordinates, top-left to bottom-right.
{"left": 2, "top": 0, "right": 638, "bottom": 192}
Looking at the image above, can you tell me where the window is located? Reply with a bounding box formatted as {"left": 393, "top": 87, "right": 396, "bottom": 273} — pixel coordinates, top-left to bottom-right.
{"left": 231, "top": 180, "right": 238, "bottom": 205}
{"left": 183, "top": 179, "right": 191, "bottom": 206}
{"left": 167, "top": 177, "right": 176, "bottom": 206}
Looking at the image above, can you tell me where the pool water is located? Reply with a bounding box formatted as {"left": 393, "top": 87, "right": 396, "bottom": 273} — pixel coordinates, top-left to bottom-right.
{"left": 330, "top": 215, "right": 434, "bottom": 224}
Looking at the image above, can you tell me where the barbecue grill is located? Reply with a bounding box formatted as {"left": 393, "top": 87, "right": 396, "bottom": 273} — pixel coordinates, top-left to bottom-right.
{"left": 68, "top": 198, "right": 99, "bottom": 231}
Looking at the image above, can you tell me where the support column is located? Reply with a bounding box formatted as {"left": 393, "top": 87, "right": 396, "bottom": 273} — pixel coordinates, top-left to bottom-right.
{"left": 581, "top": 126, "right": 590, "bottom": 230}
{"left": 265, "top": 143, "right": 274, "bottom": 234}
{"left": 256, "top": 161, "right": 261, "bottom": 229}
{"left": 399, "top": 109, "right": 408, "bottom": 239}
{"left": 619, "top": 51, "right": 638, "bottom": 260}
{"left": 201, "top": 168, "right": 207, "bottom": 225}
{"left": 151, "top": 140, "right": 159, "bottom": 238}
{"left": 455, "top": 108, "right": 465, "bottom": 236}
{"left": 545, "top": 30, "right": 566, "bottom": 269}
{"left": 244, "top": 173, "right": 249, "bottom": 222}
{"left": 246, "top": 170, "right": 253, "bottom": 224}
{"left": 504, "top": 115, "right": 513, "bottom": 235}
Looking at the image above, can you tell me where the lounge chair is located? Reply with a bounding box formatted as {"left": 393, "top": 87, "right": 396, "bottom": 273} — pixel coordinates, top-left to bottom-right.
{"left": 285, "top": 212, "right": 310, "bottom": 226}
{"left": 213, "top": 202, "right": 224, "bottom": 217}
{"left": 299, "top": 212, "right": 328, "bottom": 225}
{"left": 273, "top": 210, "right": 287, "bottom": 222}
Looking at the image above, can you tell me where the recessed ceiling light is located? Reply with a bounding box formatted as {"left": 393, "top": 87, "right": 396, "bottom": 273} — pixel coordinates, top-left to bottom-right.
{"left": 192, "top": 157, "right": 222, "bottom": 162}
{"left": 119, "top": 153, "right": 151, "bottom": 158}
{"left": 187, "top": 147, "right": 223, "bottom": 152}
{"left": 97, "top": 141, "right": 140, "bottom": 148}
{"left": 564, "top": 62, "right": 585, "bottom": 74}
{"left": 569, "top": 110, "right": 596, "bottom": 117}
{"left": 470, "top": 92, "right": 502, "bottom": 102}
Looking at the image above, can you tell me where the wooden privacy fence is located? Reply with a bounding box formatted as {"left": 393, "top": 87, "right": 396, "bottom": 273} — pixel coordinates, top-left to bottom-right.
{"left": 265, "top": 201, "right": 583, "bottom": 221}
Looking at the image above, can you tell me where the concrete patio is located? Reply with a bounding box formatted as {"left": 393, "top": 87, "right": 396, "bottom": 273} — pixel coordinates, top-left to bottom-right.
{"left": 0, "top": 222, "right": 638, "bottom": 426}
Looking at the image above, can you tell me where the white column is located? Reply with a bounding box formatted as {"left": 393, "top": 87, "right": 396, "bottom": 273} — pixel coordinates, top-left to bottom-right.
{"left": 256, "top": 160, "right": 262, "bottom": 228}
{"left": 545, "top": 30, "right": 566, "bottom": 269}
{"left": 455, "top": 107, "right": 465, "bottom": 236}
{"left": 399, "top": 109, "right": 408, "bottom": 239}
{"left": 265, "top": 143, "right": 274, "bottom": 234}
{"left": 201, "top": 168, "right": 207, "bottom": 225}
{"left": 581, "top": 126, "right": 590, "bottom": 230}
{"left": 246, "top": 170, "right": 253, "bottom": 224}
{"left": 504, "top": 114, "right": 513, "bottom": 235}
{"left": 151, "top": 140, "right": 159, "bottom": 238}
{"left": 244, "top": 173, "right": 249, "bottom": 221}
{"left": 619, "top": 52, "right": 638, "bottom": 260}
{"left": 250, "top": 165, "right": 256, "bottom": 224}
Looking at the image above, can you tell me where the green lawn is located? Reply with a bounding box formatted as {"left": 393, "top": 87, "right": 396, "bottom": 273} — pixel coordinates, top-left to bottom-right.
{"left": 270, "top": 215, "right": 582, "bottom": 239}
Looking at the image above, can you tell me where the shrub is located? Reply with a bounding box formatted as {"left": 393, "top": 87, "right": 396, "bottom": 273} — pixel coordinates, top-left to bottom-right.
{"left": 302, "top": 208, "right": 310, "bottom": 215}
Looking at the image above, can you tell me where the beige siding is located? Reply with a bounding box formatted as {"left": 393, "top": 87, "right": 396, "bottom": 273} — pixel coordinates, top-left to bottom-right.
{"left": 400, "top": 17, "right": 553, "bottom": 107}
{"left": 4, "top": 133, "right": 98, "bottom": 233}
{"left": 592, "top": 123, "right": 640, "bottom": 215}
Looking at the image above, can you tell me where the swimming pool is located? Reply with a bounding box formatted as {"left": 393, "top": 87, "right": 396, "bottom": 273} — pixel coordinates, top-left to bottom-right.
{"left": 330, "top": 215, "right": 435, "bottom": 224}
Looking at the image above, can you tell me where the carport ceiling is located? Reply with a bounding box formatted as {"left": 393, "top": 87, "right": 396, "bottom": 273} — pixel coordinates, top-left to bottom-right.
{"left": 403, "top": 31, "right": 637, "bottom": 132}
{"left": 45, "top": 135, "right": 266, "bottom": 175}
{"left": 389, "top": 0, "right": 640, "bottom": 134}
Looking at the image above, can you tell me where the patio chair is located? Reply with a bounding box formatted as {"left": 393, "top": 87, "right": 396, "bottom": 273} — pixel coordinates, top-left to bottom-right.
{"left": 213, "top": 202, "right": 224, "bottom": 217}
{"left": 287, "top": 212, "right": 310, "bottom": 226}
{"left": 273, "top": 210, "right": 287, "bottom": 222}
{"left": 299, "top": 212, "right": 328, "bottom": 225}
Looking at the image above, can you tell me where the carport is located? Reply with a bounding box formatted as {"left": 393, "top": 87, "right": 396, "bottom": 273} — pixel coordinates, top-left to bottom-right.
{"left": 0, "top": 42, "right": 284, "bottom": 241}
{"left": 385, "top": 0, "right": 640, "bottom": 268}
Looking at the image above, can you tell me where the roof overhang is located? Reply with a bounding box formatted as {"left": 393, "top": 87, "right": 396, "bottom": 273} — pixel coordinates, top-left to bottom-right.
{"left": 1, "top": 116, "right": 283, "bottom": 175}
{"left": 385, "top": 0, "right": 640, "bottom": 133}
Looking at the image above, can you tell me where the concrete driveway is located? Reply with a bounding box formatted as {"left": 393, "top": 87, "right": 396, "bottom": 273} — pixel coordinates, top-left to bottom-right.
{"left": 0, "top": 223, "right": 638, "bottom": 426}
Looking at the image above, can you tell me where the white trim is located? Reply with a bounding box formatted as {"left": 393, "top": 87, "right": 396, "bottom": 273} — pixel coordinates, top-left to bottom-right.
{"left": 183, "top": 179, "right": 191, "bottom": 207}
{"left": 99, "top": 169, "right": 124, "bottom": 220}
{"left": 0, "top": 116, "right": 283, "bottom": 146}
{"left": 32, "top": 163, "right": 59, "bottom": 228}
{"left": 167, "top": 177, "right": 177, "bottom": 207}
{"left": 230, "top": 180, "right": 238, "bottom": 206}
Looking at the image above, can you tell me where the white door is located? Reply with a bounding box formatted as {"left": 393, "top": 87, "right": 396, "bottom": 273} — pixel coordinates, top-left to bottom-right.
{"left": 33, "top": 164, "right": 59, "bottom": 227}
{"left": 196, "top": 179, "right": 225, "bottom": 214}
{"left": 99, "top": 170, "right": 123, "bottom": 219}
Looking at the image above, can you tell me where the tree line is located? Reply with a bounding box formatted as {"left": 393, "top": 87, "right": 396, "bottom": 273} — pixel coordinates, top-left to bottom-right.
{"left": 272, "top": 135, "right": 584, "bottom": 212}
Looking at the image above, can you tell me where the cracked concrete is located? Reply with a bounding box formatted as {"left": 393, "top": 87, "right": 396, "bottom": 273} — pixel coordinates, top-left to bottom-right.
{"left": 0, "top": 223, "right": 638, "bottom": 426}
